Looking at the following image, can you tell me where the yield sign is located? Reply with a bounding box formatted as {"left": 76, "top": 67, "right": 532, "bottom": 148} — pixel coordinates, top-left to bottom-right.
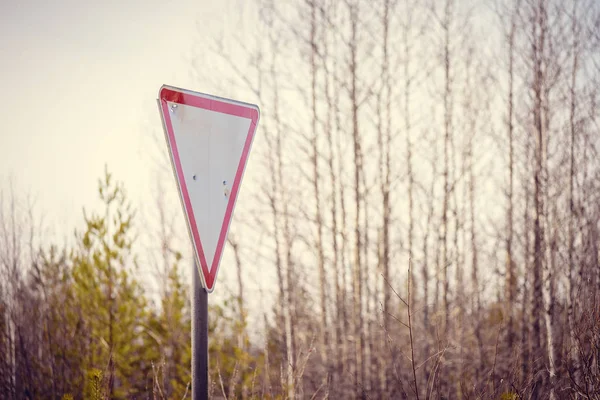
{"left": 157, "top": 85, "right": 260, "bottom": 292}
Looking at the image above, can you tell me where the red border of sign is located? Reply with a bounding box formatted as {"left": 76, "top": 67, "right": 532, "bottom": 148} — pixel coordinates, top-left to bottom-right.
{"left": 158, "top": 86, "right": 259, "bottom": 292}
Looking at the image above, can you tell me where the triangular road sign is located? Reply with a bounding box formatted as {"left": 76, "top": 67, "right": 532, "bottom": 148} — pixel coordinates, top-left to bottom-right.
{"left": 157, "top": 85, "right": 260, "bottom": 292}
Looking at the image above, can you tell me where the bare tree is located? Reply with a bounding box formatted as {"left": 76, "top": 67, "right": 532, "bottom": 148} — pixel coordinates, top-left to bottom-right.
{"left": 377, "top": 0, "right": 393, "bottom": 395}
{"left": 346, "top": 0, "right": 366, "bottom": 395}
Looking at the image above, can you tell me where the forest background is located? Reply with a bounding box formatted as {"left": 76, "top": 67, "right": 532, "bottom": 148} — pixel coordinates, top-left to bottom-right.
{"left": 1, "top": 0, "right": 600, "bottom": 398}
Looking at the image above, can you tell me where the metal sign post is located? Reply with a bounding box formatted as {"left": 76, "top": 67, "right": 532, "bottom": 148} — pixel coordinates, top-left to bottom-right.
{"left": 192, "top": 260, "right": 208, "bottom": 400}
{"left": 157, "top": 85, "right": 259, "bottom": 400}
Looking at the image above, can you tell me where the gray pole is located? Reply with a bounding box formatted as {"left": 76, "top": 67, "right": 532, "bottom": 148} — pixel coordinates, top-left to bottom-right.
{"left": 192, "top": 260, "right": 209, "bottom": 400}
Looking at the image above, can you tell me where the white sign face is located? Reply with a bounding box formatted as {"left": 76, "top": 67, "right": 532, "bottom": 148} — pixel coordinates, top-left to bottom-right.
{"left": 157, "top": 85, "right": 260, "bottom": 292}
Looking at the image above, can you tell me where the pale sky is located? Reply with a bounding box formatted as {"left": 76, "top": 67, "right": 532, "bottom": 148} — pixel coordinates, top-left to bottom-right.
{"left": 0, "top": 0, "right": 253, "bottom": 238}
{"left": 0, "top": 0, "right": 272, "bottom": 309}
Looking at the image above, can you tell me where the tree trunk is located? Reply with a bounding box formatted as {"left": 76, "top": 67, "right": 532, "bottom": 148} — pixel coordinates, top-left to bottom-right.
{"left": 308, "top": 0, "right": 328, "bottom": 377}
{"left": 348, "top": 0, "right": 365, "bottom": 396}
{"left": 441, "top": 0, "right": 453, "bottom": 339}
{"left": 322, "top": 0, "right": 341, "bottom": 390}
{"left": 531, "top": 0, "right": 547, "bottom": 395}
{"left": 505, "top": 0, "right": 517, "bottom": 355}
{"left": 567, "top": 0, "right": 580, "bottom": 386}
{"left": 378, "top": 0, "right": 392, "bottom": 395}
